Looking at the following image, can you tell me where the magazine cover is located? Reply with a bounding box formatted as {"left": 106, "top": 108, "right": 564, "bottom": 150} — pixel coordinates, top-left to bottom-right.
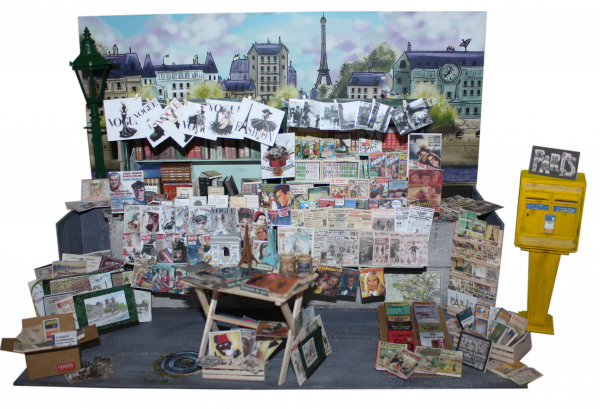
{"left": 408, "top": 169, "right": 444, "bottom": 211}
{"left": 339, "top": 101, "right": 360, "bottom": 131}
{"left": 102, "top": 97, "right": 144, "bottom": 142}
{"left": 388, "top": 180, "right": 408, "bottom": 200}
{"left": 307, "top": 186, "right": 330, "bottom": 202}
{"left": 160, "top": 205, "right": 176, "bottom": 234}
{"left": 122, "top": 233, "right": 140, "bottom": 263}
{"left": 211, "top": 208, "right": 237, "bottom": 235}
{"left": 189, "top": 206, "right": 213, "bottom": 235}
{"left": 124, "top": 205, "right": 141, "bottom": 233}
{"left": 358, "top": 230, "right": 375, "bottom": 265}
{"left": 186, "top": 234, "right": 203, "bottom": 264}
{"left": 372, "top": 232, "right": 390, "bottom": 266}
{"left": 319, "top": 102, "right": 341, "bottom": 130}
{"left": 336, "top": 269, "right": 360, "bottom": 300}
{"left": 175, "top": 206, "right": 190, "bottom": 234}
{"left": 180, "top": 102, "right": 207, "bottom": 138}
{"left": 81, "top": 178, "right": 111, "bottom": 201}
{"left": 140, "top": 205, "right": 163, "bottom": 234}
{"left": 244, "top": 100, "right": 285, "bottom": 147}
{"left": 155, "top": 98, "right": 187, "bottom": 147}
{"left": 319, "top": 139, "right": 335, "bottom": 159}
{"left": 131, "top": 98, "right": 163, "bottom": 143}
{"left": 139, "top": 234, "right": 156, "bottom": 262}
{"left": 330, "top": 178, "right": 349, "bottom": 199}
{"left": 155, "top": 233, "right": 174, "bottom": 263}
{"left": 290, "top": 184, "right": 312, "bottom": 209}
{"left": 373, "top": 177, "right": 390, "bottom": 198}
{"left": 313, "top": 266, "right": 343, "bottom": 296}
{"left": 408, "top": 133, "right": 442, "bottom": 170}
{"left": 109, "top": 171, "right": 145, "bottom": 214}
{"left": 360, "top": 267, "right": 386, "bottom": 298}
{"left": 236, "top": 208, "right": 255, "bottom": 238}
{"left": 386, "top": 153, "right": 402, "bottom": 179}
{"left": 204, "top": 100, "right": 248, "bottom": 140}
{"left": 348, "top": 179, "right": 370, "bottom": 199}
{"left": 261, "top": 133, "right": 296, "bottom": 179}
{"left": 369, "top": 152, "right": 386, "bottom": 178}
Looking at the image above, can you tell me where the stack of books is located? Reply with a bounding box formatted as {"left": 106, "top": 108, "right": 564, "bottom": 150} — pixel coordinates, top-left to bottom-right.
{"left": 161, "top": 163, "right": 193, "bottom": 199}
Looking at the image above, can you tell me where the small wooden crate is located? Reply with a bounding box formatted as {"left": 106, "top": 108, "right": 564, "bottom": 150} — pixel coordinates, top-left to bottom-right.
{"left": 202, "top": 364, "right": 266, "bottom": 382}
{"left": 452, "top": 330, "right": 532, "bottom": 365}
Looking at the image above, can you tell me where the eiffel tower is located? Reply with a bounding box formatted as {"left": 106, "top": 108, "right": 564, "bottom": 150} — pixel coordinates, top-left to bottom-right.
{"left": 315, "top": 13, "right": 332, "bottom": 88}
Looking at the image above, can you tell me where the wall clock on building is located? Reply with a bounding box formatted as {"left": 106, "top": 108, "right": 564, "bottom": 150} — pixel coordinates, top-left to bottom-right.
{"left": 438, "top": 63, "right": 460, "bottom": 83}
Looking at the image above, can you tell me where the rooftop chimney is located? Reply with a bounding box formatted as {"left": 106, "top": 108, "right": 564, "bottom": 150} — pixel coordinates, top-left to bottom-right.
{"left": 407, "top": 42, "right": 411, "bottom": 52}
{"left": 113, "top": 44, "right": 118, "bottom": 55}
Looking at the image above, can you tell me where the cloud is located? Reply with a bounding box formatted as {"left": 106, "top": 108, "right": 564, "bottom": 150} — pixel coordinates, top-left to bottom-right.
{"left": 336, "top": 40, "right": 356, "bottom": 52}
{"left": 352, "top": 19, "right": 371, "bottom": 32}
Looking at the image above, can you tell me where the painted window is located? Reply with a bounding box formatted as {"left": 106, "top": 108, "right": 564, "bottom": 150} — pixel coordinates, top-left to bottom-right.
{"left": 400, "top": 60, "right": 406, "bottom": 68}
{"left": 396, "top": 78, "right": 402, "bottom": 84}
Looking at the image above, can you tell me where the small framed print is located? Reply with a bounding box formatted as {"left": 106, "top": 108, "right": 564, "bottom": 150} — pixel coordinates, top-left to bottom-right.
{"left": 73, "top": 285, "right": 139, "bottom": 334}
{"left": 299, "top": 327, "right": 327, "bottom": 379}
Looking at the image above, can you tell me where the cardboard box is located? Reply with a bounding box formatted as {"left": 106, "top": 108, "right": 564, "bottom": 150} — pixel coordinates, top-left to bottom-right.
{"left": 1, "top": 313, "right": 99, "bottom": 380}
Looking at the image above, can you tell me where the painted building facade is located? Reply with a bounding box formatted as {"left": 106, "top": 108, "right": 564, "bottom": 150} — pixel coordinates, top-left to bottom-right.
{"left": 346, "top": 72, "right": 393, "bottom": 100}
{"left": 390, "top": 44, "right": 484, "bottom": 119}
{"left": 153, "top": 52, "right": 219, "bottom": 100}
{"left": 248, "top": 38, "right": 290, "bottom": 101}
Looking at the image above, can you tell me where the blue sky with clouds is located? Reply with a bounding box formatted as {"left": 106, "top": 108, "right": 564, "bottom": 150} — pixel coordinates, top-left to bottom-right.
{"left": 79, "top": 12, "right": 486, "bottom": 92}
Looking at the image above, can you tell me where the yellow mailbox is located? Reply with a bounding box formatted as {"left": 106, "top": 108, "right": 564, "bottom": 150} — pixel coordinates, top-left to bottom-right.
{"left": 515, "top": 170, "right": 586, "bottom": 334}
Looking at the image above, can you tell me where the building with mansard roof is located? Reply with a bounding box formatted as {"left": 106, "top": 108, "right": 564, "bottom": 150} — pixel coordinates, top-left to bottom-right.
{"left": 153, "top": 52, "right": 219, "bottom": 100}
{"left": 221, "top": 79, "right": 256, "bottom": 98}
{"left": 247, "top": 37, "right": 290, "bottom": 101}
{"left": 102, "top": 44, "right": 144, "bottom": 100}
{"left": 390, "top": 43, "right": 484, "bottom": 119}
{"left": 346, "top": 71, "right": 393, "bottom": 100}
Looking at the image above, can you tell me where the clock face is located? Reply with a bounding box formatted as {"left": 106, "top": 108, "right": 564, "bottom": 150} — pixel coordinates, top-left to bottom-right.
{"left": 438, "top": 63, "right": 460, "bottom": 83}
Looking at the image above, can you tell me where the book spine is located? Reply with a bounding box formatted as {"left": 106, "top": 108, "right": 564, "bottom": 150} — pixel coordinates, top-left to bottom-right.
{"left": 210, "top": 140, "right": 216, "bottom": 159}
{"left": 143, "top": 140, "right": 152, "bottom": 160}
{"left": 244, "top": 139, "right": 250, "bottom": 159}
{"left": 175, "top": 143, "right": 185, "bottom": 160}
{"left": 217, "top": 140, "right": 223, "bottom": 160}
{"left": 237, "top": 140, "right": 244, "bottom": 159}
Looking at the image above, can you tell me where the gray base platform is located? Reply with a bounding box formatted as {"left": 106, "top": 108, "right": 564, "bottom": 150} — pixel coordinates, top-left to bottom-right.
{"left": 14, "top": 308, "right": 525, "bottom": 389}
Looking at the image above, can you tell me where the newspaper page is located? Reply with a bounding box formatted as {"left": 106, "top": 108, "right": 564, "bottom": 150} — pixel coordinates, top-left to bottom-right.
{"left": 325, "top": 230, "right": 347, "bottom": 266}
{"left": 373, "top": 231, "right": 390, "bottom": 266}
{"left": 398, "top": 232, "right": 429, "bottom": 266}
{"left": 312, "top": 228, "right": 329, "bottom": 264}
{"left": 394, "top": 207, "right": 410, "bottom": 232}
{"left": 358, "top": 230, "right": 375, "bottom": 265}
{"left": 346, "top": 209, "right": 371, "bottom": 229}
{"left": 327, "top": 209, "right": 348, "bottom": 229}
{"left": 371, "top": 208, "right": 395, "bottom": 232}
{"left": 342, "top": 229, "right": 360, "bottom": 265}
{"left": 303, "top": 208, "right": 328, "bottom": 229}
{"left": 406, "top": 206, "right": 435, "bottom": 234}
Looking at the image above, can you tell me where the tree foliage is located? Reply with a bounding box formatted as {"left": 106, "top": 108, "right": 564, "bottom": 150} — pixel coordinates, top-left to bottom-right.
{"left": 127, "top": 84, "right": 155, "bottom": 100}
{"left": 317, "top": 83, "right": 331, "bottom": 99}
{"left": 330, "top": 41, "right": 400, "bottom": 99}
{"left": 79, "top": 31, "right": 109, "bottom": 55}
{"left": 408, "top": 81, "right": 459, "bottom": 129}
{"left": 267, "top": 84, "right": 300, "bottom": 109}
{"left": 187, "top": 81, "right": 225, "bottom": 99}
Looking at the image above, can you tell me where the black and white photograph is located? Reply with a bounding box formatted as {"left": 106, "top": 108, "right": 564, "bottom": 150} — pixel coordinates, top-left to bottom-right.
{"left": 286, "top": 99, "right": 305, "bottom": 128}
{"left": 103, "top": 97, "right": 144, "bottom": 142}
{"left": 405, "top": 98, "right": 433, "bottom": 132}
{"left": 319, "top": 102, "right": 341, "bottom": 130}
{"left": 339, "top": 101, "right": 360, "bottom": 131}
{"left": 355, "top": 101, "right": 375, "bottom": 130}
{"left": 302, "top": 100, "right": 323, "bottom": 128}
{"left": 372, "top": 102, "right": 393, "bottom": 132}
{"left": 390, "top": 105, "right": 412, "bottom": 135}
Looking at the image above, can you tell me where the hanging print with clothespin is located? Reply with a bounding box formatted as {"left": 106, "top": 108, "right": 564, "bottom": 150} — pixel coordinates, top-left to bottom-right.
{"left": 102, "top": 97, "right": 145, "bottom": 142}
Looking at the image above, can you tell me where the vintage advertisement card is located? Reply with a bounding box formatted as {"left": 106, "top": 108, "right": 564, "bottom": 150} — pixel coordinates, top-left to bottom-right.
{"left": 256, "top": 321, "right": 289, "bottom": 338}
{"left": 109, "top": 171, "right": 145, "bottom": 214}
{"left": 103, "top": 97, "right": 144, "bottom": 142}
{"left": 261, "top": 133, "right": 296, "bottom": 179}
{"left": 208, "top": 330, "right": 243, "bottom": 360}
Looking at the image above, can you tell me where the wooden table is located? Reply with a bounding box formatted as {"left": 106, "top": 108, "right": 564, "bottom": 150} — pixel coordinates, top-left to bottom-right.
{"left": 189, "top": 273, "right": 318, "bottom": 385}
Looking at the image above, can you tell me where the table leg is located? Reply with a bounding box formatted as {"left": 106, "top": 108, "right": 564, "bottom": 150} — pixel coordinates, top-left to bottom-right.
{"left": 198, "top": 291, "right": 220, "bottom": 357}
{"left": 278, "top": 292, "right": 304, "bottom": 386}
{"left": 195, "top": 288, "right": 218, "bottom": 332}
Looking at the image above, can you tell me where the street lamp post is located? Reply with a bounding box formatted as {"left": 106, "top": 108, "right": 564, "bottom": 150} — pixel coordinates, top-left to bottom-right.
{"left": 70, "top": 27, "right": 111, "bottom": 178}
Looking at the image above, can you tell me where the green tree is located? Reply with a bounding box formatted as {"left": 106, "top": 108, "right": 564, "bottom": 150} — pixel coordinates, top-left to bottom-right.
{"left": 330, "top": 41, "right": 400, "bottom": 99}
{"left": 187, "top": 81, "right": 225, "bottom": 99}
{"left": 408, "top": 81, "right": 459, "bottom": 129}
{"left": 267, "top": 84, "right": 300, "bottom": 109}
{"left": 79, "top": 31, "right": 109, "bottom": 55}
{"left": 317, "top": 83, "right": 330, "bottom": 99}
{"left": 127, "top": 84, "right": 155, "bottom": 100}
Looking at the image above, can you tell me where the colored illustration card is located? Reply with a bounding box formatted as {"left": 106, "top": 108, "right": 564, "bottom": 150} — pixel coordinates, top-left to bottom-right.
{"left": 103, "top": 97, "right": 145, "bottom": 142}
{"left": 208, "top": 330, "right": 243, "bottom": 360}
{"left": 133, "top": 289, "right": 152, "bottom": 322}
{"left": 261, "top": 133, "right": 296, "bottom": 179}
{"left": 256, "top": 321, "right": 289, "bottom": 338}
{"left": 375, "top": 341, "right": 408, "bottom": 371}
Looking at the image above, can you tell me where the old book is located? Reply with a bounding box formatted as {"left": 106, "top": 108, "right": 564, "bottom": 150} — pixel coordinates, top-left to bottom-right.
{"left": 383, "top": 349, "right": 423, "bottom": 380}
{"left": 375, "top": 341, "right": 407, "bottom": 371}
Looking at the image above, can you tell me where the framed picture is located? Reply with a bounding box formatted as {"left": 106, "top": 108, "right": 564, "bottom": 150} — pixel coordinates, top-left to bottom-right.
{"left": 73, "top": 285, "right": 139, "bottom": 334}
{"left": 299, "top": 327, "right": 327, "bottom": 379}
